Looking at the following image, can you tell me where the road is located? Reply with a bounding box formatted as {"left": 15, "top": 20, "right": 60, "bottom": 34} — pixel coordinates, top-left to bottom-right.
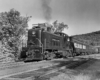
{"left": 0, "top": 54, "right": 100, "bottom": 80}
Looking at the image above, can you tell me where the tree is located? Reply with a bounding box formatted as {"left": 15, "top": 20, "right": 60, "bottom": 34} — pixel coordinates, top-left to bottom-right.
{"left": 0, "top": 9, "right": 30, "bottom": 61}
{"left": 52, "top": 20, "right": 68, "bottom": 32}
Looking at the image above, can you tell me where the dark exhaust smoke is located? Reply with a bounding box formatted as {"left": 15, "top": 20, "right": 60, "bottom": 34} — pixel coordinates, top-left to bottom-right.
{"left": 41, "top": 0, "right": 52, "bottom": 22}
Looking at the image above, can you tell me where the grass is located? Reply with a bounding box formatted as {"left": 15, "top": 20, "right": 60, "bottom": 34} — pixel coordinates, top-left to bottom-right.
{"left": 50, "top": 71, "right": 100, "bottom": 80}
{"left": 73, "top": 73, "right": 93, "bottom": 80}
{"left": 73, "top": 71, "right": 100, "bottom": 80}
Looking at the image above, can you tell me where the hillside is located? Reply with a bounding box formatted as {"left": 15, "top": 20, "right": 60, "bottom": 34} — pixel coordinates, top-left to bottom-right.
{"left": 72, "top": 30, "right": 100, "bottom": 46}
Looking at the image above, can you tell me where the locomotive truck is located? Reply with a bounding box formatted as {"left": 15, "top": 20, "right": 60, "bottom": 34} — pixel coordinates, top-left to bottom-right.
{"left": 20, "top": 24, "right": 98, "bottom": 61}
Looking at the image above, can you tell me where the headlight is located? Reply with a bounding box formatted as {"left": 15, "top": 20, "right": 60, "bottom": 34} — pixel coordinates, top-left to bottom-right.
{"left": 32, "top": 31, "right": 35, "bottom": 35}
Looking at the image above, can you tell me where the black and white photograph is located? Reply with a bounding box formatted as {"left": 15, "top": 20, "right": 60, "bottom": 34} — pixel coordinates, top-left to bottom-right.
{"left": 0, "top": 0, "right": 100, "bottom": 80}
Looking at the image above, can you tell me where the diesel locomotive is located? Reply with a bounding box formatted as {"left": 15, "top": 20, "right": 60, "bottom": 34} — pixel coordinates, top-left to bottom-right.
{"left": 20, "top": 24, "right": 98, "bottom": 61}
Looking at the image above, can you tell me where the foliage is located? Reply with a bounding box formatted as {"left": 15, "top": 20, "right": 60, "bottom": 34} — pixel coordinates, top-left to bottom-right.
{"left": 72, "top": 30, "right": 100, "bottom": 46}
{"left": 0, "top": 9, "right": 30, "bottom": 60}
{"left": 52, "top": 20, "right": 68, "bottom": 32}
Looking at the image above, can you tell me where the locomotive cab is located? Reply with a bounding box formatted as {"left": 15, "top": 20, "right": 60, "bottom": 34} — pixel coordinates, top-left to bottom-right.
{"left": 54, "top": 32, "right": 68, "bottom": 43}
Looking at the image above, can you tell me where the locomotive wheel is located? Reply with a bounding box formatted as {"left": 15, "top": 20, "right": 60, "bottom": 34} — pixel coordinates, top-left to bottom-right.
{"left": 62, "top": 51, "right": 69, "bottom": 58}
{"left": 68, "top": 49, "right": 73, "bottom": 57}
{"left": 47, "top": 52, "right": 55, "bottom": 60}
{"left": 72, "top": 53, "right": 75, "bottom": 57}
{"left": 64, "top": 50, "right": 70, "bottom": 58}
{"left": 43, "top": 51, "right": 55, "bottom": 60}
{"left": 43, "top": 51, "right": 49, "bottom": 60}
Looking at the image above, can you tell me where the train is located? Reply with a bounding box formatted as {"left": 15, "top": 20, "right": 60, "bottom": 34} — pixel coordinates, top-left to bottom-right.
{"left": 70, "top": 37, "right": 99, "bottom": 56}
{"left": 20, "top": 23, "right": 99, "bottom": 61}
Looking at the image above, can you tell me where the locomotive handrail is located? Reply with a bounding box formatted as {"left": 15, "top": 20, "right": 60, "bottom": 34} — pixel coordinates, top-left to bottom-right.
{"left": 36, "top": 38, "right": 43, "bottom": 54}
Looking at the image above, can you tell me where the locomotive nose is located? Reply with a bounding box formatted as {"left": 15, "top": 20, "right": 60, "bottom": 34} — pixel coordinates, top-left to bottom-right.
{"left": 67, "top": 38, "right": 70, "bottom": 41}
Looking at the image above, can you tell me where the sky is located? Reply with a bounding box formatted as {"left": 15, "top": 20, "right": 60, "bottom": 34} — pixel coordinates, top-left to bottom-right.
{"left": 0, "top": 0, "right": 100, "bottom": 36}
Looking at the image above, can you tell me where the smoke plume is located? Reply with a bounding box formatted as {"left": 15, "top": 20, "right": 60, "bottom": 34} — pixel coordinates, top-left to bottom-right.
{"left": 41, "top": 0, "right": 52, "bottom": 22}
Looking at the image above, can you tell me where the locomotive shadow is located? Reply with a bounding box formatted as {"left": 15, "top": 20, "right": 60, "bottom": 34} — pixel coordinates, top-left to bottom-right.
{"left": 52, "top": 57, "right": 100, "bottom": 79}
{"left": 24, "top": 59, "right": 41, "bottom": 63}
{"left": 52, "top": 57, "right": 98, "bottom": 71}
